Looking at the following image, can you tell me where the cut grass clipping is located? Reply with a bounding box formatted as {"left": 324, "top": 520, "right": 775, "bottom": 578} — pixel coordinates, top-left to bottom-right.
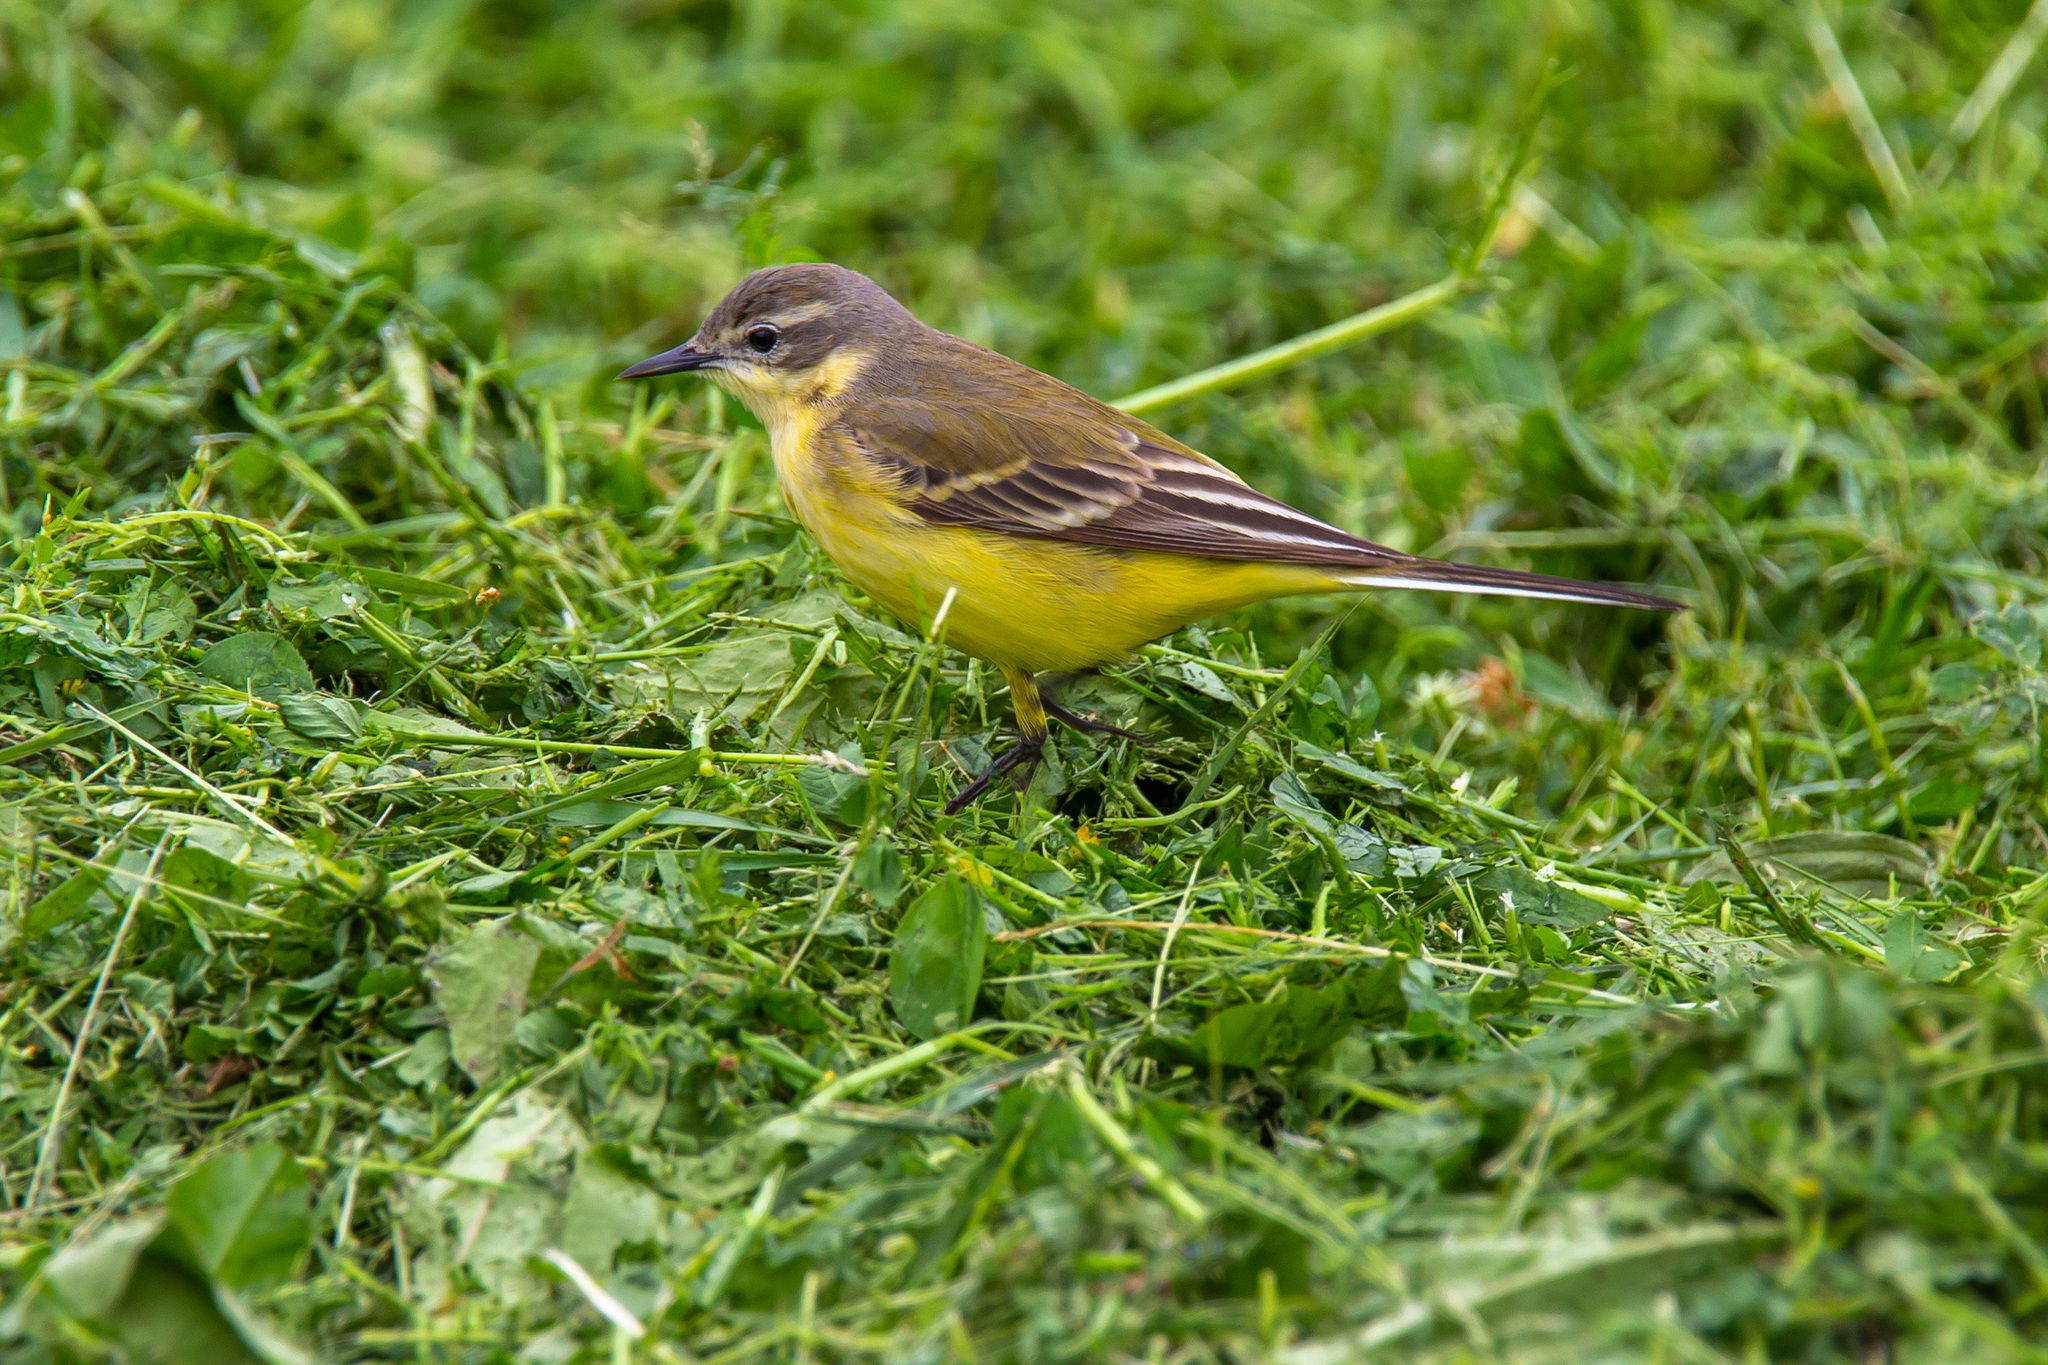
{"left": 6, "top": 4, "right": 2048, "bottom": 1363}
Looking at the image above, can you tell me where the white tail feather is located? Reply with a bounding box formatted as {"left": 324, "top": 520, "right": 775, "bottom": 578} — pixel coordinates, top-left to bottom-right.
{"left": 1334, "top": 572, "right": 1651, "bottom": 608}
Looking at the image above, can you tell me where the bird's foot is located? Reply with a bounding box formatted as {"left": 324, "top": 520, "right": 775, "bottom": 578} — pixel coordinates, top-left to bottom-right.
{"left": 943, "top": 733, "right": 1046, "bottom": 814}
{"left": 1043, "top": 701, "right": 1146, "bottom": 742}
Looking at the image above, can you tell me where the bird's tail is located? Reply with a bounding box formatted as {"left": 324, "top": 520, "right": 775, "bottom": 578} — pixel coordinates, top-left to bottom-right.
{"left": 1336, "top": 559, "right": 1681, "bottom": 612}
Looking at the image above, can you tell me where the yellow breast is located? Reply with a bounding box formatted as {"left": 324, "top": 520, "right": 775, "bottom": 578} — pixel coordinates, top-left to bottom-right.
{"left": 765, "top": 433, "right": 1327, "bottom": 675}
{"left": 727, "top": 360, "right": 1334, "bottom": 674}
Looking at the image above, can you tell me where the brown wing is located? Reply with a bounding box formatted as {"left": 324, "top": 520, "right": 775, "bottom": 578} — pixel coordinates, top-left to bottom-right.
{"left": 835, "top": 333, "right": 1680, "bottom": 611}
{"left": 835, "top": 336, "right": 1410, "bottom": 567}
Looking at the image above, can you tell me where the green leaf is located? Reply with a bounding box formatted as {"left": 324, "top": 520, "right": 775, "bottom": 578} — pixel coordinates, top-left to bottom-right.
{"left": 627, "top": 633, "right": 798, "bottom": 722}
{"left": 395, "top": 1028, "right": 452, "bottom": 1086}
{"left": 276, "top": 692, "right": 363, "bottom": 741}
{"left": 1295, "top": 742, "right": 1407, "bottom": 799}
{"left": 1474, "top": 866, "right": 1613, "bottom": 929}
{"left": 42, "top": 1213, "right": 167, "bottom": 1319}
{"left": 160, "top": 846, "right": 255, "bottom": 917}
{"left": 183, "top": 1023, "right": 249, "bottom": 1066}
{"left": 1883, "top": 913, "right": 1967, "bottom": 983}
{"left": 22, "top": 863, "right": 109, "bottom": 939}
{"left": 561, "top": 1150, "right": 663, "bottom": 1274}
{"left": 543, "top": 799, "right": 829, "bottom": 844}
{"left": 428, "top": 917, "right": 542, "bottom": 1085}
{"left": 1142, "top": 965, "right": 1404, "bottom": 1069}
{"left": 265, "top": 577, "right": 376, "bottom": 620}
{"left": 1928, "top": 662, "right": 1989, "bottom": 701}
{"left": 348, "top": 565, "right": 473, "bottom": 601}
{"left": 1684, "top": 832, "right": 1932, "bottom": 901}
{"left": 1908, "top": 777, "right": 1980, "bottom": 824}
{"left": 359, "top": 706, "right": 484, "bottom": 739}
{"left": 1175, "top": 988, "right": 1346, "bottom": 1069}
{"left": 1348, "top": 671, "right": 1380, "bottom": 734}
{"left": 209, "top": 1283, "right": 320, "bottom": 1365}
{"left": 853, "top": 833, "right": 905, "bottom": 907}
{"left": 1172, "top": 660, "right": 1239, "bottom": 704}
{"left": 1520, "top": 652, "right": 1615, "bottom": 722}
{"left": 977, "top": 846, "right": 1077, "bottom": 895}
{"left": 1403, "top": 443, "right": 1472, "bottom": 512}
{"left": 1342, "top": 1108, "right": 1481, "bottom": 1185}
{"left": 104, "top": 1256, "right": 261, "bottom": 1365}
{"left": 1399, "top": 959, "right": 1470, "bottom": 1028}
{"left": 125, "top": 579, "right": 197, "bottom": 642}
{"left": 797, "top": 746, "right": 869, "bottom": 825}
{"left": 1270, "top": 769, "right": 1332, "bottom": 834}
{"left": 165, "top": 1143, "right": 311, "bottom": 1290}
{"left": 199, "top": 633, "right": 316, "bottom": 700}
{"left": 1972, "top": 602, "right": 2042, "bottom": 668}
{"left": 888, "top": 876, "right": 987, "bottom": 1040}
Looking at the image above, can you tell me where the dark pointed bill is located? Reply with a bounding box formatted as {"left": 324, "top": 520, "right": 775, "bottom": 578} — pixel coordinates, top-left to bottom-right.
{"left": 617, "top": 344, "right": 716, "bottom": 380}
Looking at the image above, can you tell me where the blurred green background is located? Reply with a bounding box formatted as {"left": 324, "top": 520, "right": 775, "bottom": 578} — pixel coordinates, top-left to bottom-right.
{"left": 9, "top": 1, "right": 2048, "bottom": 1360}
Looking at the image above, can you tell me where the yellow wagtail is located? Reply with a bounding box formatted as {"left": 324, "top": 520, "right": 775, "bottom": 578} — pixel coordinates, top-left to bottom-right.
{"left": 621, "top": 264, "right": 1678, "bottom": 811}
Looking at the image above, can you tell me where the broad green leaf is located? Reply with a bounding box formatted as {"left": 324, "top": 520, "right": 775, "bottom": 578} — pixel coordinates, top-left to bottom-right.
{"left": 1347, "top": 671, "right": 1380, "bottom": 734}
{"left": 975, "top": 845, "right": 1075, "bottom": 896}
{"left": 1927, "top": 662, "right": 1989, "bottom": 701}
{"left": 1475, "top": 866, "right": 1612, "bottom": 929}
{"left": 1883, "top": 913, "right": 1967, "bottom": 983}
{"left": 1270, "top": 769, "right": 1332, "bottom": 833}
{"left": 1162, "top": 988, "right": 1344, "bottom": 1069}
{"left": 358, "top": 705, "right": 483, "bottom": 739}
{"left": 42, "top": 1213, "right": 167, "bottom": 1319}
{"left": 888, "top": 876, "right": 987, "bottom": 1040}
{"left": 265, "top": 577, "right": 375, "bottom": 619}
{"left": 514, "top": 753, "right": 701, "bottom": 824}
{"left": 1399, "top": 959, "right": 1469, "bottom": 1028}
{"left": 853, "top": 833, "right": 905, "bottom": 907}
{"left": 1972, "top": 602, "right": 2042, "bottom": 668}
{"left": 621, "top": 633, "right": 797, "bottom": 722}
{"left": 797, "top": 745, "right": 869, "bottom": 825}
{"left": 276, "top": 692, "right": 363, "bottom": 741}
{"left": 103, "top": 1257, "right": 260, "bottom": 1365}
{"left": 1908, "top": 777, "right": 1980, "bottom": 823}
{"left": 561, "top": 1149, "right": 663, "bottom": 1273}
{"left": 199, "top": 633, "right": 315, "bottom": 699}
{"left": 160, "top": 846, "right": 255, "bottom": 916}
{"left": 1173, "top": 660, "right": 1239, "bottom": 704}
{"left": 1340, "top": 1108, "right": 1481, "bottom": 1186}
{"left": 1141, "top": 964, "right": 1405, "bottom": 1069}
{"left": 210, "top": 1284, "right": 320, "bottom": 1365}
{"left": 395, "top": 1028, "right": 452, "bottom": 1086}
{"left": 165, "top": 1143, "right": 310, "bottom": 1290}
{"left": 428, "top": 917, "right": 542, "bottom": 1085}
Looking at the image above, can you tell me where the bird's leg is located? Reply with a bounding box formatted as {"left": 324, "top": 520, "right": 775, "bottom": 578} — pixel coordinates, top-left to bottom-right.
{"left": 942, "top": 734, "right": 1044, "bottom": 814}
{"left": 944, "top": 667, "right": 1050, "bottom": 814}
{"left": 1043, "top": 700, "right": 1146, "bottom": 743}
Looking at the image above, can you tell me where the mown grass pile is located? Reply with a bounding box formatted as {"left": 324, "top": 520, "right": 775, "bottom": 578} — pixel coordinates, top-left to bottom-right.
{"left": 4, "top": 2, "right": 2048, "bottom": 1361}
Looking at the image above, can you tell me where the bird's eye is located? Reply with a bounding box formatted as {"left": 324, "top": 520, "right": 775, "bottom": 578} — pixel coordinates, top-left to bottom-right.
{"left": 745, "top": 325, "right": 780, "bottom": 354}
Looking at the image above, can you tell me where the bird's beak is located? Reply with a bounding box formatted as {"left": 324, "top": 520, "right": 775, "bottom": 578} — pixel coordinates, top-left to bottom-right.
{"left": 617, "top": 344, "right": 718, "bottom": 380}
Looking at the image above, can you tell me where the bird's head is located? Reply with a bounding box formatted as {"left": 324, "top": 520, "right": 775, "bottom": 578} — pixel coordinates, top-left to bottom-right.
{"left": 618, "top": 263, "right": 916, "bottom": 418}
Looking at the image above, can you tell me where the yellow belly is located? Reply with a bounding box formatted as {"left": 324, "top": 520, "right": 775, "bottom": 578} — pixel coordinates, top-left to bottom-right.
{"left": 757, "top": 412, "right": 1338, "bottom": 674}
{"left": 786, "top": 483, "right": 1333, "bottom": 674}
{"left": 846, "top": 521, "right": 1334, "bottom": 671}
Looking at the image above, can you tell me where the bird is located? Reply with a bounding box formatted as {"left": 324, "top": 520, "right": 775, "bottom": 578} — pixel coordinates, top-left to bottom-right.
{"left": 620, "top": 263, "right": 1679, "bottom": 813}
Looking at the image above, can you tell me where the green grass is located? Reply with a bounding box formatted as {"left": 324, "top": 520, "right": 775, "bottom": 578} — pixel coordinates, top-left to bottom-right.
{"left": 5, "top": 1, "right": 2048, "bottom": 1361}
